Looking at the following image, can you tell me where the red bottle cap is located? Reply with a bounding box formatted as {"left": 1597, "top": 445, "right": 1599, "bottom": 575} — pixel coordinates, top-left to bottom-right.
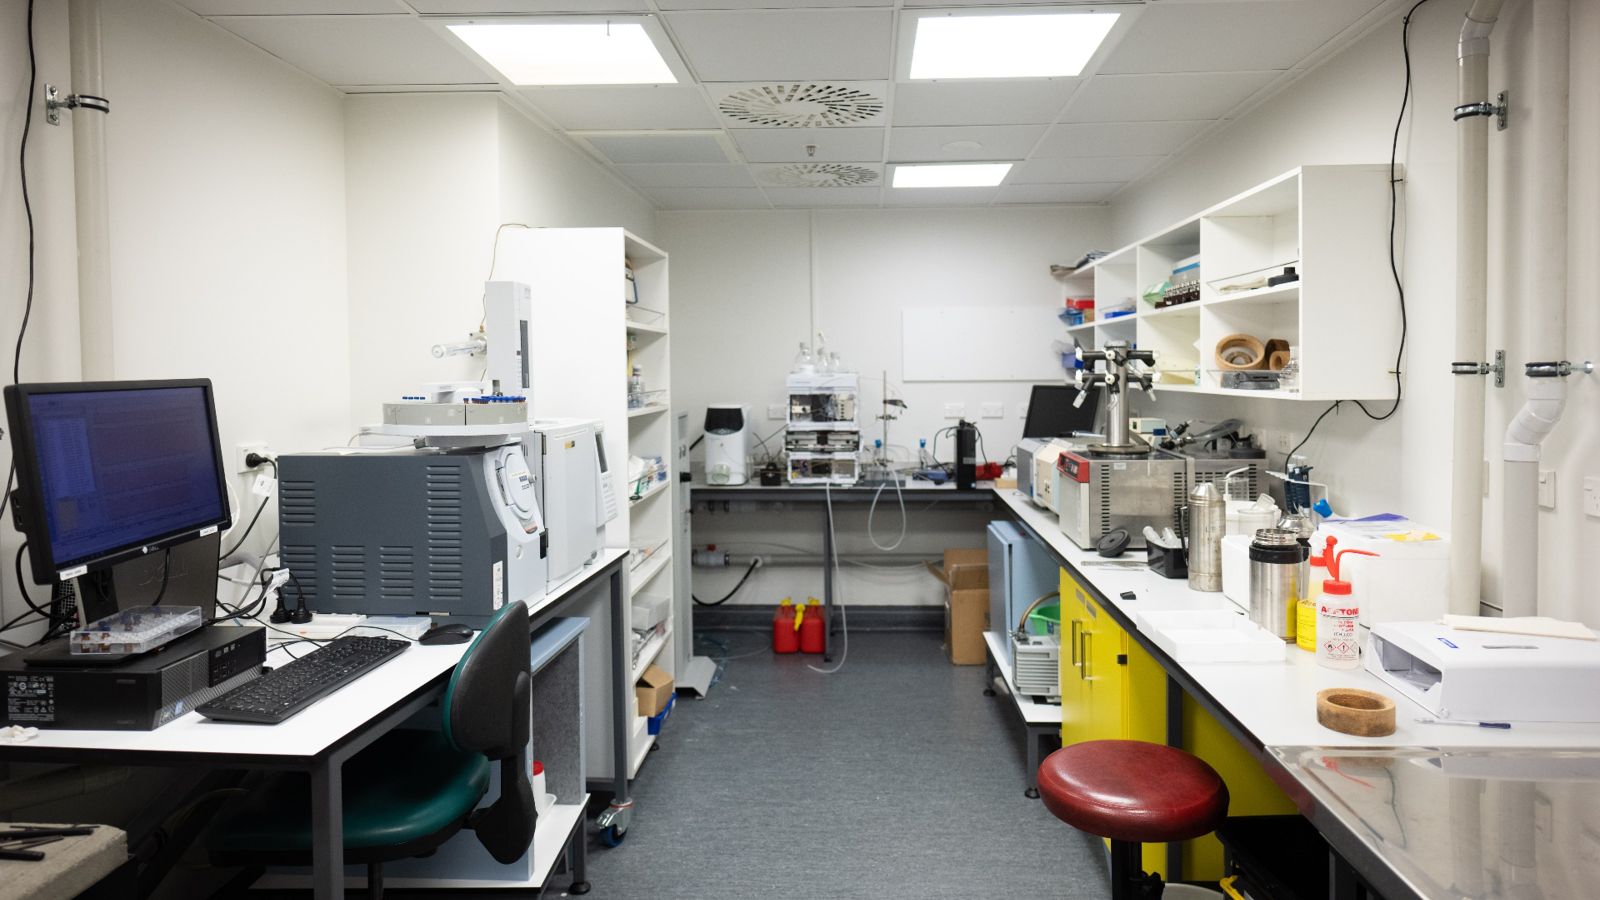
{"left": 532, "top": 760, "right": 544, "bottom": 776}
{"left": 1322, "top": 579, "right": 1352, "bottom": 596}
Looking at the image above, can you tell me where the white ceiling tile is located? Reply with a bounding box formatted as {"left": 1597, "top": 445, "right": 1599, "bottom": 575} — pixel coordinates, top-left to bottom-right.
{"left": 614, "top": 164, "right": 756, "bottom": 188}
{"left": 713, "top": 82, "right": 887, "bottom": 129}
{"left": 577, "top": 132, "right": 735, "bottom": 164}
{"left": 1062, "top": 71, "right": 1278, "bottom": 123}
{"left": 660, "top": 0, "right": 888, "bottom": 6}
{"left": 732, "top": 128, "right": 885, "bottom": 163}
{"left": 1011, "top": 156, "right": 1164, "bottom": 185}
{"left": 891, "top": 80, "right": 1078, "bottom": 127}
{"left": 995, "top": 183, "right": 1123, "bottom": 204}
{"left": 406, "top": 1, "right": 646, "bottom": 11}
{"left": 667, "top": 10, "right": 894, "bottom": 81}
{"left": 519, "top": 85, "right": 717, "bottom": 130}
{"left": 888, "top": 125, "right": 1046, "bottom": 163}
{"left": 765, "top": 187, "right": 884, "bottom": 208}
{"left": 211, "top": 15, "right": 491, "bottom": 85}
{"left": 1034, "top": 121, "right": 1210, "bottom": 159}
{"left": 177, "top": 0, "right": 404, "bottom": 12}
{"left": 646, "top": 188, "right": 771, "bottom": 210}
{"left": 882, "top": 186, "right": 998, "bottom": 207}
{"left": 1101, "top": 1, "right": 1385, "bottom": 75}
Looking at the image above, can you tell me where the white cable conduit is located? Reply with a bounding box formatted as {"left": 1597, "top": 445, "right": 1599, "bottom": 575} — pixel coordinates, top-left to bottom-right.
{"left": 1447, "top": 0, "right": 1504, "bottom": 615}
{"left": 1499, "top": 0, "right": 1571, "bottom": 618}
{"left": 69, "top": 0, "right": 114, "bottom": 379}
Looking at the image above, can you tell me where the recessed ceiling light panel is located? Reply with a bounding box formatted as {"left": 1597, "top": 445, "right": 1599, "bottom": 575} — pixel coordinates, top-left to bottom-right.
{"left": 909, "top": 12, "right": 1120, "bottom": 80}
{"left": 759, "top": 163, "right": 881, "bottom": 188}
{"left": 892, "top": 163, "right": 1013, "bottom": 189}
{"left": 718, "top": 83, "right": 884, "bottom": 128}
{"left": 447, "top": 20, "right": 677, "bottom": 86}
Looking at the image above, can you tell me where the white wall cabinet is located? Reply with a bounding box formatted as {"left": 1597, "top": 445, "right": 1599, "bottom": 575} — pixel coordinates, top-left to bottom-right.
{"left": 495, "top": 227, "right": 678, "bottom": 783}
{"left": 1061, "top": 166, "right": 1399, "bottom": 402}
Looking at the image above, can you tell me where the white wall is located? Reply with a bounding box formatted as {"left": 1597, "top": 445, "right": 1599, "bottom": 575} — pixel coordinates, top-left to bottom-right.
{"left": 1107, "top": 0, "right": 1600, "bottom": 622}
{"left": 101, "top": 0, "right": 352, "bottom": 562}
{"left": 0, "top": 0, "right": 80, "bottom": 641}
{"left": 343, "top": 94, "right": 656, "bottom": 426}
{"left": 662, "top": 206, "right": 1109, "bottom": 605}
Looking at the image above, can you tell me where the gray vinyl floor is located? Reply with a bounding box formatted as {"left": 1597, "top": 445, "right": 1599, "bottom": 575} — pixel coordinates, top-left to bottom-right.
{"left": 566, "top": 630, "right": 1110, "bottom": 900}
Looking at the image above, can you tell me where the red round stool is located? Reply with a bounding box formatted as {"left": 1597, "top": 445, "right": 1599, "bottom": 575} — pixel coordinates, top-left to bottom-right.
{"left": 1038, "top": 740, "right": 1229, "bottom": 900}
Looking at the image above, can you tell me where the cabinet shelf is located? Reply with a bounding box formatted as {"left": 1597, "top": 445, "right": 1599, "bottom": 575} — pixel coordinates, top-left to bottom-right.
{"left": 630, "top": 624, "right": 673, "bottom": 683}
{"left": 629, "top": 550, "right": 672, "bottom": 599}
{"left": 628, "top": 404, "right": 669, "bottom": 419}
{"left": 1207, "top": 282, "right": 1299, "bottom": 309}
{"left": 629, "top": 477, "right": 669, "bottom": 507}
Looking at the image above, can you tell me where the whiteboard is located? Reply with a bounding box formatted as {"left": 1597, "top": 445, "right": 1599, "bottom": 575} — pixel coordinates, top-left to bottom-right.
{"left": 902, "top": 307, "right": 1065, "bottom": 382}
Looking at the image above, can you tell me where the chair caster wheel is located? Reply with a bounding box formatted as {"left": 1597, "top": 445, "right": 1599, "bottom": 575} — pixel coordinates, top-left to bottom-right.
{"left": 650, "top": 742, "right": 660, "bottom": 752}
{"left": 570, "top": 881, "right": 592, "bottom": 895}
{"left": 983, "top": 687, "right": 997, "bottom": 697}
{"left": 1025, "top": 787, "right": 1040, "bottom": 800}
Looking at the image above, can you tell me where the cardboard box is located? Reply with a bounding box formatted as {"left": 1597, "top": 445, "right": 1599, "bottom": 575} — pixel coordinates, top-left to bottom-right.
{"left": 928, "top": 548, "right": 990, "bottom": 665}
{"left": 635, "top": 664, "right": 674, "bottom": 717}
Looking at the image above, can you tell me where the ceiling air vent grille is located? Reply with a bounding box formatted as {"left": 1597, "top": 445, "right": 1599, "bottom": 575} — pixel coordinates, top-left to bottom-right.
{"left": 760, "top": 163, "right": 879, "bottom": 188}
{"left": 718, "top": 83, "right": 883, "bottom": 127}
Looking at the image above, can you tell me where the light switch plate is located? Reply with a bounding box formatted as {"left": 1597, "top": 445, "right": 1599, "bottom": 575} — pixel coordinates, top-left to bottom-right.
{"left": 1538, "top": 469, "right": 1556, "bottom": 509}
{"left": 1584, "top": 476, "right": 1600, "bottom": 518}
{"left": 943, "top": 402, "right": 965, "bottom": 419}
{"left": 767, "top": 404, "right": 785, "bottom": 421}
{"left": 980, "top": 401, "right": 1004, "bottom": 419}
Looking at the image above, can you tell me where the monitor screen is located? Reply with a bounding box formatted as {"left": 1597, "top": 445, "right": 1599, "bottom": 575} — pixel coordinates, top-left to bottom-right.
{"left": 5, "top": 380, "right": 231, "bottom": 582}
{"left": 1022, "top": 384, "right": 1100, "bottom": 440}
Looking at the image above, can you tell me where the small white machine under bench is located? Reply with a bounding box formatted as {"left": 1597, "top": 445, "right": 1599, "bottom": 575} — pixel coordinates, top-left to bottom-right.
{"left": 982, "top": 631, "right": 1062, "bottom": 800}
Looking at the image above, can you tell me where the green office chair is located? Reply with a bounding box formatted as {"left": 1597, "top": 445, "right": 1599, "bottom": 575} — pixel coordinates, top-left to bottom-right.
{"left": 208, "top": 602, "right": 536, "bottom": 898}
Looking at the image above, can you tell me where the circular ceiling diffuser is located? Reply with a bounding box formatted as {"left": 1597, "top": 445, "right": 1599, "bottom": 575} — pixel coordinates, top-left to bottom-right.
{"left": 761, "top": 163, "right": 880, "bottom": 188}
{"left": 718, "top": 83, "right": 884, "bottom": 128}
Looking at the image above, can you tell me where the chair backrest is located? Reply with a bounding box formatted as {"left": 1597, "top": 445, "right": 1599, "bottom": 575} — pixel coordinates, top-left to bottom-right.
{"left": 440, "top": 601, "right": 535, "bottom": 864}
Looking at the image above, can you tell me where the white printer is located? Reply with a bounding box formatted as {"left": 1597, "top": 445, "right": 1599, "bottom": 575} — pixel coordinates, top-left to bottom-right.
{"left": 1366, "top": 621, "right": 1600, "bottom": 723}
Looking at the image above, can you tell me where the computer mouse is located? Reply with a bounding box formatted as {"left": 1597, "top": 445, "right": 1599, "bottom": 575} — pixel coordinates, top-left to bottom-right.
{"left": 419, "top": 623, "right": 475, "bottom": 646}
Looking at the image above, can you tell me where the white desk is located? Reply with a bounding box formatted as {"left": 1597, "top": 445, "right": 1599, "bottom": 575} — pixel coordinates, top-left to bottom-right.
{"left": 995, "top": 489, "right": 1600, "bottom": 897}
{"left": 0, "top": 548, "right": 630, "bottom": 900}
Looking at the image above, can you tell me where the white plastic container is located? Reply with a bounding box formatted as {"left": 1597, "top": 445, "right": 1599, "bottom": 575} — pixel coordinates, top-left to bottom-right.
{"left": 531, "top": 760, "right": 554, "bottom": 813}
{"left": 1319, "top": 519, "right": 1449, "bottom": 629}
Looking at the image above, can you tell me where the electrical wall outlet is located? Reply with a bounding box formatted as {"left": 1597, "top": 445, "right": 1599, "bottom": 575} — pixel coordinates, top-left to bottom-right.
{"left": 980, "top": 401, "right": 1004, "bottom": 419}
{"left": 1275, "top": 432, "right": 1293, "bottom": 454}
{"left": 1584, "top": 476, "right": 1600, "bottom": 518}
{"left": 767, "top": 404, "right": 785, "bottom": 421}
{"left": 1538, "top": 469, "right": 1556, "bottom": 509}
{"left": 943, "top": 402, "right": 966, "bottom": 419}
{"left": 235, "top": 442, "right": 269, "bottom": 475}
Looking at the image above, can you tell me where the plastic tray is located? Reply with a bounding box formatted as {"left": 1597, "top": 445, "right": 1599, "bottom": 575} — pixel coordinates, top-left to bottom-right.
{"left": 71, "top": 605, "right": 203, "bottom": 655}
{"left": 1133, "top": 608, "right": 1287, "bottom": 663}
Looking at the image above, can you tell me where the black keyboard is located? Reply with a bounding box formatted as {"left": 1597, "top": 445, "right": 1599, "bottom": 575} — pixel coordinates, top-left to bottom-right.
{"left": 197, "top": 636, "right": 409, "bottom": 724}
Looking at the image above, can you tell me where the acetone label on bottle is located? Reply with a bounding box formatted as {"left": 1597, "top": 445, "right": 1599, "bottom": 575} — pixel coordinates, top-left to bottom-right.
{"left": 1319, "top": 603, "right": 1360, "bottom": 662}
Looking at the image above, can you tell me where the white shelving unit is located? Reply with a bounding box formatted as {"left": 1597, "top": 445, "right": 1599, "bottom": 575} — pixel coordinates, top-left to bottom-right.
{"left": 1060, "top": 165, "right": 1399, "bottom": 401}
{"left": 494, "top": 227, "right": 680, "bottom": 786}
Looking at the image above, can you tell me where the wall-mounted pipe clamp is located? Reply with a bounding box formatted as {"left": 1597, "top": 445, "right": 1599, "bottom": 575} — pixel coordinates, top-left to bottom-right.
{"left": 1451, "top": 349, "right": 1505, "bottom": 387}
{"left": 1525, "top": 360, "right": 1594, "bottom": 378}
{"left": 45, "top": 84, "right": 111, "bottom": 126}
{"left": 1453, "top": 90, "right": 1508, "bottom": 130}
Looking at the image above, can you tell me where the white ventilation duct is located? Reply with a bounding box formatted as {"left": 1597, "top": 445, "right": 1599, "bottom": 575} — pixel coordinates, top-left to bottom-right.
{"left": 1447, "top": 0, "right": 1504, "bottom": 615}
{"left": 69, "top": 0, "right": 114, "bottom": 380}
{"left": 1499, "top": 0, "right": 1571, "bottom": 618}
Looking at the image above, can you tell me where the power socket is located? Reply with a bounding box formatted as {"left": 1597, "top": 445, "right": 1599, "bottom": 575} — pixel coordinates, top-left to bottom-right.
{"left": 235, "top": 442, "right": 269, "bottom": 475}
{"left": 1538, "top": 469, "right": 1556, "bottom": 510}
{"left": 767, "top": 404, "right": 785, "bottom": 421}
{"left": 1275, "top": 432, "right": 1293, "bottom": 454}
{"left": 980, "top": 401, "right": 1004, "bottom": 419}
{"left": 943, "top": 402, "right": 966, "bottom": 419}
{"left": 1585, "top": 477, "right": 1600, "bottom": 518}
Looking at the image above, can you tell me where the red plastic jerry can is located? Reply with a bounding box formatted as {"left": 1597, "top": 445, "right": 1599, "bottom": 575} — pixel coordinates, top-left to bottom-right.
{"left": 798, "top": 598, "right": 825, "bottom": 654}
{"left": 773, "top": 599, "right": 799, "bottom": 654}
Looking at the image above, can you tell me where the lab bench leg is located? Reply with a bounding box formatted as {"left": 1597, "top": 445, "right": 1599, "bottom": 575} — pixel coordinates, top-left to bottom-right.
{"left": 1025, "top": 724, "right": 1044, "bottom": 800}
{"left": 310, "top": 760, "right": 344, "bottom": 900}
{"left": 599, "top": 566, "right": 635, "bottom": 845}
{"left": 567, "top": 811, "right": 590, "bottom": 895}
{"left": 822, "top": 503, "right": 835, "bottom": 662}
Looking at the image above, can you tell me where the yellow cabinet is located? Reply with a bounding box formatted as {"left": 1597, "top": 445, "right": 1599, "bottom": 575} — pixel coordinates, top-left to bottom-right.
{"left": 1056, "top": 567, "right": 1295, "bottom": 881}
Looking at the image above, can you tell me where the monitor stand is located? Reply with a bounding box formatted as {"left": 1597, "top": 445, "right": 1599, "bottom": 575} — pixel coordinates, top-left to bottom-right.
{"left": 74, "top": 532, "right": 221, "bottom": 624}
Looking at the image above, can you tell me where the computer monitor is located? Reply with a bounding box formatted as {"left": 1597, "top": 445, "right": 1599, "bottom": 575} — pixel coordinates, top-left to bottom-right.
{"left": 4, "top": 380, "right": 232, "bottom": 595}
{"left": 1021, "top": 384, "right": 1101, "bottom": 440}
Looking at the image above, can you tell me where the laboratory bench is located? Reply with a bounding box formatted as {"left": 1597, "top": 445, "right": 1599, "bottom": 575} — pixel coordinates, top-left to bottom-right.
{"left": 690, "top": 478, "right": 999, "bottom": 659}
{"left": 996, "top": 488, "right": 1600, "bottom": 899}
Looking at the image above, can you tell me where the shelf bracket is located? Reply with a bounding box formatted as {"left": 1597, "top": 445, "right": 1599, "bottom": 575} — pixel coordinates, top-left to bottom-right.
{"left": 1451, "top": 349, "right": 1505, "bottom": 387}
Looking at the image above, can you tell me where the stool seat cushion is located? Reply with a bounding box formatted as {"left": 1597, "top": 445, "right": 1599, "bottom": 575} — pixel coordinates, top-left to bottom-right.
{"left": 1038, "top": 740, "right": 1229, "bottom": 844}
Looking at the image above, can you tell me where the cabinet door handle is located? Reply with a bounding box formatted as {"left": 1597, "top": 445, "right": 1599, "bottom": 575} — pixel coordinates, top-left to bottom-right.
{"left": 1069, "top": 619, "right": 1082, "bottom": 669}
{"left": 1081, "top": 631, "right": 1092, "bottom": 681}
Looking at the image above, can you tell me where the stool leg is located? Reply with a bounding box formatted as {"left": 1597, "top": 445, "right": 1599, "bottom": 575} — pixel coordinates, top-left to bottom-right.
{"left": 1110, "top": 840, "right": 1137, "bottom": 900}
